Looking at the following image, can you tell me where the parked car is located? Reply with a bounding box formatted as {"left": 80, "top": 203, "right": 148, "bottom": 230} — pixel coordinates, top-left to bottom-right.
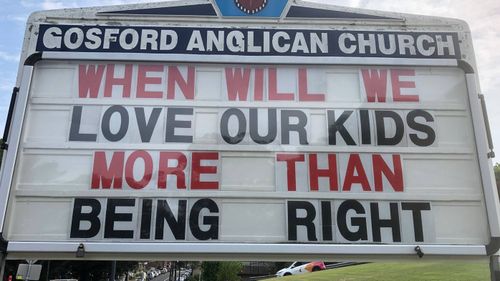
{"left": 135, "top": 271, "right": 146, "bottom": 281}
{"left": 275, "top": 261, "right": 326, "bottom": 277}
{"left": 147, "top": 268, "right": 158, "bottom": 280}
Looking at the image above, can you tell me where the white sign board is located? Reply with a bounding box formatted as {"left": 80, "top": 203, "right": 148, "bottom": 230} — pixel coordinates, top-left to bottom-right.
{"left": 16, "top": 264, "right": 42, "bottom": 281}
{"left": 1, "top": 0, "right": 499, "bottom": 260}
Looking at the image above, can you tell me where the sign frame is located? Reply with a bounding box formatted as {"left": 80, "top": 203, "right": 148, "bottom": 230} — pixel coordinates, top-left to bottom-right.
{"left": 1, "top": 0, "right": 499, "bottom": 261}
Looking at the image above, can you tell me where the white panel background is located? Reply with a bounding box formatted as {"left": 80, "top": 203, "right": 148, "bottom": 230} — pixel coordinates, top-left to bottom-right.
{"left": 3, "top": 61, "right": 489, "bottom": 246}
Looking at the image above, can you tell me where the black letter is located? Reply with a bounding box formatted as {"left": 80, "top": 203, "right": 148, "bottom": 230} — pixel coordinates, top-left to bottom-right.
{"left": 337, "top": 200, "right": 367, "bottom": 241}
{"left": 135, "top": 107, "right": 162, "bottom": 143}
{"left": 327, "top": 110, "right": 356, "bottom": 145}
{"left": 140, "top": 199, "right": 153, "bottom": 239}
{"left": 190, "top": 198, "right": 219, "bottom": 240}
{"left": 321, "top": 201, "right": 333, "bottom": 241}
{"left": 249, "top": 108, "right": 277, "bottom": 144}
{"left": 281, "top": 110, "right": 308, "bottom": 145}
{"left": 371, "top": 202, "right": 401, "bottom": 242}
{"left": 407, "top": 110, "right": 435, "bottom": 147}
{"left": 375, "top": 111, "right": 404, "bottom": 145}
{"left": 359, "top": 110, "right": 372, "bottom": 145}
{"left": 155, "top": 200, "right": 187, "bottom": 240}
{"left": 104, "top": 199, "right": 135, "bottom": 239}
{"left": 69, "top": 106, "right": 97, "bottom": 142}
{"left": 166, "top": 107, "right": 193, "bottom": 143}
{"left": 220, "top": 108, "right": 246, "bottom": 144}
{"left": 287, "top": 201, "right": 317, "bottom": 241}
{"left": 71, "top": 198, "right": 101, "bottom": 238}
{"left": 402, "top": 202, "right": 431, "bottom": 242}
{"left": 102, "top": 105, "right": 129, "bottom": 142}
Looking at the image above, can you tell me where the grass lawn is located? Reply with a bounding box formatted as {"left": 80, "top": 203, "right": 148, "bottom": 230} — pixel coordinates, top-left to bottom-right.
{"left": 266, "top": 262, "right": 490, "bottom": 281}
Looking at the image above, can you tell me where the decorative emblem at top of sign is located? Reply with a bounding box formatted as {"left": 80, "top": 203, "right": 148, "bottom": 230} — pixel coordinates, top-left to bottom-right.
{"left": 214, "top": 0, "right": 288, "bottom": 17}
{"left": 234, "top": 0, "right": 268, "bottom": 15}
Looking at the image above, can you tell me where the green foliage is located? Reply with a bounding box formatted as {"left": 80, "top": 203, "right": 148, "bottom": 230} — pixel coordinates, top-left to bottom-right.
{"left": 216, "top": 261, "right": 243, "bottom": 281}
{"left": 3, "top": 260, "right": 126, "bottom": 281}
{"left": 265, "top": 262, "right": 489, "bottom": 281}
{"left": 494, "top": 163, "right": 500, "bottom": 187}
{"left": 201, "top": 261, "right": 242, "bottom": 281}
{"left": 42, "top": 260, "right": 138, "bottom": 281}
{"left": 202, "top": 262, "right": 220, "bottom": 281}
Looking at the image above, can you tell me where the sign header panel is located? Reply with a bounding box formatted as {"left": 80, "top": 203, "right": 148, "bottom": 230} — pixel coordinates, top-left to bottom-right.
{"left": 36, "top": 25, "right": 461, "bottom": 59}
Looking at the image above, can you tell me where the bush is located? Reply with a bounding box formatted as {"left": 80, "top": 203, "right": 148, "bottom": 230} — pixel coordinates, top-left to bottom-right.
{"left": 201, "top": 261, "right": 242, "bottom": 281}
{"left": 216, "top": 262, "right": 243, "bottom": 281}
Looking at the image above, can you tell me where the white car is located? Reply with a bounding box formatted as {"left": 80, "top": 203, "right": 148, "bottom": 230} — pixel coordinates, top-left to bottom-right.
{"left": 147, "top": 269, "right": 158, "bottom": 280}
{"left": 135, "top": 272, "right": 146, "bottom": 281}
{"left": 276, "top": 261, "right": 326, "bottom": 277}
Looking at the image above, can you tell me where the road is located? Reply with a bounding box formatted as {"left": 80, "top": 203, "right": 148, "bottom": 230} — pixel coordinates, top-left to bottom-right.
{"left": 150, "top": 273, "right": 170, "bottom": 281}
{"left": 147, "top": 268, "right": 191, "bottom": 281}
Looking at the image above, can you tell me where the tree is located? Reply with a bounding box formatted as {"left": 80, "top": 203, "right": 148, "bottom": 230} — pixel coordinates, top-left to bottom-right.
{"left": 8, "top": 260, "right": 141, "bottom": 281}
{"left": 494, "top": 163, "right": 500, "bottom": 189}
{"left": 201, "top": 261, "right": 242, "bottom": 281}
{"left": 201, "top": 262, "right": 219, "bottom": 281}
{"left": 216, "top": 262, "right": 242, "bottom": 281}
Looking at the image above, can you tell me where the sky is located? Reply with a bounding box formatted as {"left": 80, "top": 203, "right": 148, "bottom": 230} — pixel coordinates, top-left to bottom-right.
{"left": 0, "top": 0, "right": 499, "bottom": 161}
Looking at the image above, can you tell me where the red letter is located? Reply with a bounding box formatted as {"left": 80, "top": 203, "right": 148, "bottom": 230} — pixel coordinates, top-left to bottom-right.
{"left": 91, "top": 151, "right": 124, "bottom": 189}
{"left": 104, "top": 64, "right": 133, "bottom": 98}
{"left": 137, "top": 65, "right": 164, "bottom": 98}
{"left": 362, "top": 69, "right": 388, "bottom": 103}
{"left": 391, "top": 69, "right": 419, "bottom": 102}
{"left": 309, "top": 154, "right": 338, "bottom": 191}
{"left": 299, "top": 68, "right": 325, "bottom": 101}
{"left": 268, "top": 68, "right": 294, "bottom": 101}
{"left": 343, "top": 154, "right": 371, "bottom": 191}
{"left": 373, "top": 154, "right": 403, "bottom": 192}
{"left": 191, "top": 152, "right": 219, "bottom": 190}
{"left": 277, "top": 153, "right": 305, "bottom": 191}
{"left": 225, "top": 67, "right": 251, "bottom": 101}
{"left": 158, "top": 152, "right": 187, "bottom": 189}
{"left": 167, "top": 66, "right": 195, "bottom": 100}
{"left": 125, "top": 150, "right": 153, "bottom": 189}
{"left": 79, "top": 64, "right": 105, "bottom": 98}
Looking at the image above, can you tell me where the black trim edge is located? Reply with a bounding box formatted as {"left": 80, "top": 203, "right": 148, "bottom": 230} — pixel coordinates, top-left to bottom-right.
{"left": 486, "top": 237, "right": 500, "bottom": 256}
{"left": 1, "top": 87, "right": 19, "bottom": 150}
{"left": 24, "top": 52, "right": 43, "bottom": 66}
{"left": 99, "top": 4, "right": 217, "bottom": 17}
{"left": 286, "top": 5, "right": 400, "bottom": 20}
{"left": 457, "top": 60, "right": 475, "bottom": 74}
{"left": 0, "top": 233, "right": 8, "bottom": 254}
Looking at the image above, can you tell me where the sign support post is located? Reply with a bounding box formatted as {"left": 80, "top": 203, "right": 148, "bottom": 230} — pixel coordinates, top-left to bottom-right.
{"left": 491, "top": 255, "right": 500, "bottom": 281}
{"left": 0, "top": 253, "right": 6, "bottom": 281}
{"left": 110, "top": 261, "right": 116, "bottom": 281}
